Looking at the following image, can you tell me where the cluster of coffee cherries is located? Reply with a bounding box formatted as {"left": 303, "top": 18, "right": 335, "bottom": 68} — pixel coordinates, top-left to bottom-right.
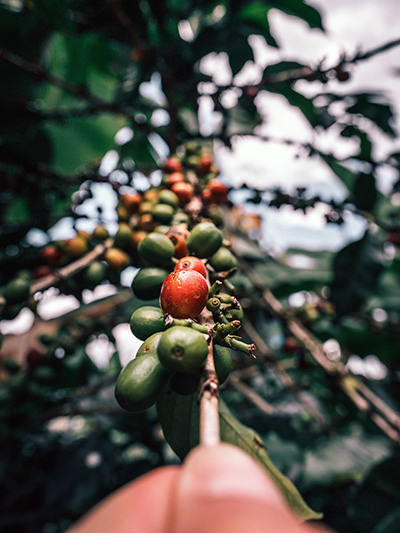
{"left": 114, "top": 145, "right": 253, "bottom": 412}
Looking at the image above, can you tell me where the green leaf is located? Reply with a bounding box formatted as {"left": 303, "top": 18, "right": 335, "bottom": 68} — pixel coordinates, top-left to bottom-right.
{"left": 268, "top": 86, "right": 334, "bottom": 128}
{"left": 120, "top": 130, "right": 158, "bottom": 167}
{"left": 226, "top": 35, "right": 255, "bottom": 76}
{"left": 45, "top": 113, "right": 125, "bottom": 174}
{"left": 266, "top": 0, "right": 324, "bottom": 30}
{"left": 263, "top": 60, "right": 306, "bottom": 76}
{"left": 178, "top": 107, "right": 199, "bottom": 136}
{"left": 345, "top": 93, "right": 396, "bottom": 137}
{"left": 348, "top": 457, "right": 400, "bottom": 533}
{"left": 340, "top": 124, "right": 372, "bottom": 161}
{"left": 238, "top": 3, "right": 279, "bottom": 48}
{"left": 157, "top": 391, "right": 322, "bottom": 521}
{"left": 319, "top": 153, "right": 359, "bottom": 191}
{"left": 351, "top": 173, "right": 377, "bottom": 211}
{"left": 330, "top": 232, "right": 386, "bottom": 316}
{"left": 302, "top": 424, "right": 390, "bottom": 488}
{"left": 226, "top": 104, "right": 262, "bottom": 136}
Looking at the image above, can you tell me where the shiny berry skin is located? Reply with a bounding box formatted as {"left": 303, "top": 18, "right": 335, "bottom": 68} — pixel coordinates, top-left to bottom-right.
{"left": 104, "top": 247, "right": 129, "bottom": 270}
{"left": 166, "top": 172, "right": 185, "bottom": 188}
{"left": 171, "top": 182, "right": 194, "bottom": 203}
{"left": 40, "top": 245, "right": 63, "bottom": 266}
{"left": 208, "top": 179, "right": 228, "bottom": 204}
{"left": 34, "top": 265, "right": 53, "bottom": 279}
{"left": 64, "top": 236, "right": 87, "bottom": 257}
{"left": 160, "top": 270, "right": 208, "bottom": 318}
{"left": 335, "top": 68, "right": 350, "bottom": 82}
{"left": 202, "top": 189, "right": 212, "bottom": 203}
{"left": 164, "top": 157, "right": 182, "bottom": 173}
{"left": 174, "top": 256, "right": 207, "bottom": 279}
{"left": 199, "top": 153, "right": 213, "bottom": 173}
{"left": 166, "top": 226, "right": 190, "bottom": 259}
{"left": 243, "top": 86, "right": 258, "bottom": 99}
{"left": 120, "top": 192, "right": 142, "bottom": 214}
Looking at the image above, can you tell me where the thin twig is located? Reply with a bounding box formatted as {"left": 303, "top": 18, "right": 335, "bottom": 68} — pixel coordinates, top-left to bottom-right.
{"left": 31, "top": 238, "right": 113, "bottom": 294}
{"left": 0, "top": 239, "right": 112, "bottom": 313}
{"left": 212, "top": 37, "right": 400, "bottom": 92}
{"left": 229, "top": 373, "right": 276, "bottom": 415}
{"left": 0, "top": 48, "right": 157, "bottom": 136}
{"left": 199, "top": 340, "right": 220, "bottom": 446}
{"left": 242, "top": 320, "right": 328, "bottom": 428}
{"left": 238, "top": 258, "right": 400, "bottom": 444}
{"left": 105, "top": 0, "right": 145, "bottom": 50}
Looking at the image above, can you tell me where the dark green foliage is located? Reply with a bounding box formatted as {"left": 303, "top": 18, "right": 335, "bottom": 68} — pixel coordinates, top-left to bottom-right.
{"left": 330, "top": 232, "right": 386, "bottom": 316}
{"left": 0, "top": 1, "right": 400, "bottom": 532}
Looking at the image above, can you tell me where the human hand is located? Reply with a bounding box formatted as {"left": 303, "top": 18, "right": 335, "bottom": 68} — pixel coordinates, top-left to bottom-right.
{"left": 70, "top": 443, "right": 329, "bottom": 533}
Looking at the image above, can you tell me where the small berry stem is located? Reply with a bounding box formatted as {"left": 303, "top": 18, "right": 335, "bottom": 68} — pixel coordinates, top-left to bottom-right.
{"left": 171, "top": 318, "right": 209, "bottom": 334}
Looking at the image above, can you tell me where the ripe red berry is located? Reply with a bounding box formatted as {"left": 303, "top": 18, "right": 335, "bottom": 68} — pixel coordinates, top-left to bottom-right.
{"left": 164, "top": 157, "right": 182, "bottom": 173}
{"left": 166, "top": 227, "right": 189, "bottom": 259}
{"left": 40, "top": 245, "right": 63, "bottom": 266}
{"left": 120, "top": 192, "right": 142, "bottom": 214}
{"left": 243, "top": 86, "right": 258, "bottom": 99}
{"left": 201, "top": 189, "right": 212, "bottom": 203}
{"left": 208, "top": 179, "right": 228, "bottom": 204}
{"left": 335, "top": 69, "right": 350, "bottom": 82}
{"left": 283, "top": 337, "right": 299, "bottom": 354}
{"left": 171, "top": 182, "right": 194, "bottom": 203}
{"left": 34, "top": 265, "right": 53, "bottom": 279}
{"left": 166, "top": 172, "right": 185, "bottom": 188}
{"left": 27, "top": 348, "right": 43, "bottom": 368}
{"left": 199, "top": 153, "right": 213, "bottom": 173}
{"left": 387, "top": 231, "right": 400, "bottom": 246}
{"left": 174, "top": 256, "right": 207, "bottom": 279}
{"left": 160, "top": 270, "right": 208, "bottom": 318}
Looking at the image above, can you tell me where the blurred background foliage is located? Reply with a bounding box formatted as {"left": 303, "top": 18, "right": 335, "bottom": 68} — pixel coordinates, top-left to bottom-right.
{"left": 1, "top": 0, "right": 400, "bottom": 531}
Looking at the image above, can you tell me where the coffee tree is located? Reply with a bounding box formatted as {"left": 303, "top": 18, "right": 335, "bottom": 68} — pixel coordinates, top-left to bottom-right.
{"left": 1, "top": 1, "right": 400, "bottom": 531}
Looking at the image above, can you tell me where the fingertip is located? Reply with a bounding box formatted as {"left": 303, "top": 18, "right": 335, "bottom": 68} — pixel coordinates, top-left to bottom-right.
{"left": 70, "top": 466, "right": 180, "bottom": 533}
{"left": 181, "top": 443, "right": 287, "bottom": 508}
{"left": 169, "top": 443, "right": 305, "bottom": 533}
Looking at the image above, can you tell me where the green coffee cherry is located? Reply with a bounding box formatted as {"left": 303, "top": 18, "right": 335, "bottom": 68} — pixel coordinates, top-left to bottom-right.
{"left": 158, "top": 326, "right": 208, "bottom": 374}
{"left": 130, "top": 306, "right": 167, "bottom": 341}
{"left": 115, "top": 352, "right": 169, "bottom": 412}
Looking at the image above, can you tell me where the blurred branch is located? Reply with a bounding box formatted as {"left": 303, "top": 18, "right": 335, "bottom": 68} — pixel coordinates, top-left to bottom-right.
{"left": 105, "top": 0, "right": 145, "bottom": 50}
{"left": 32, "top": 239, "right": 113, "bottom": 294}
{"left": 0, "top": 239, "right": 113, "bottom": 313}
{"left": 230, "top": 181, "right": 400, "bottom": 233}
{"left": 242, "top": 319, "right": 329, "bottom": 428}
{"left": 0, "top": 48, "right": 158, "bottom": 136}
{"left": 229, "top": 372, "right": 276, "bottom": 415}
{"left": 352, "top": 38, "right": 400, "bottom": 62}
{"left": 214, "top": 37, "right": 400, "bottom": 92}
{"left": 238, "top": 258, "right": 400, "bottom": 444}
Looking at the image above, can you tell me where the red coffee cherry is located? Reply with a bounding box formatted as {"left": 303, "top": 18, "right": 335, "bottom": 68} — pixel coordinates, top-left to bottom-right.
{"left": 40, "top": 245, "right": 63, "bottom": 266}
{"left": 171, "top": 182, "right": 194, "bottom": 203}
{"left": 199, "top": 153, "right": 213, "bottom": 173}
{"left": 160, "top": 270, "right": 208, "bottom": 318}
{"left": 174, "top": 256, "right": 207, "bottom": 279}
{"left": 202, "top": 188, "right": 212, "bottom": 203}
{"left": 166, "top": 172, "right": 185, "bottom": 188}
{"left": 34, "top": 265, "right": 53, "bottom": 279}
{"left": 166, "top": 226, "right": 190, "bottom": 259}
{"left": 208, "top": 179, "right": 228, "bottom": 204}
{"left": 164, "top": 157, "right": 182, "bottom": 173}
